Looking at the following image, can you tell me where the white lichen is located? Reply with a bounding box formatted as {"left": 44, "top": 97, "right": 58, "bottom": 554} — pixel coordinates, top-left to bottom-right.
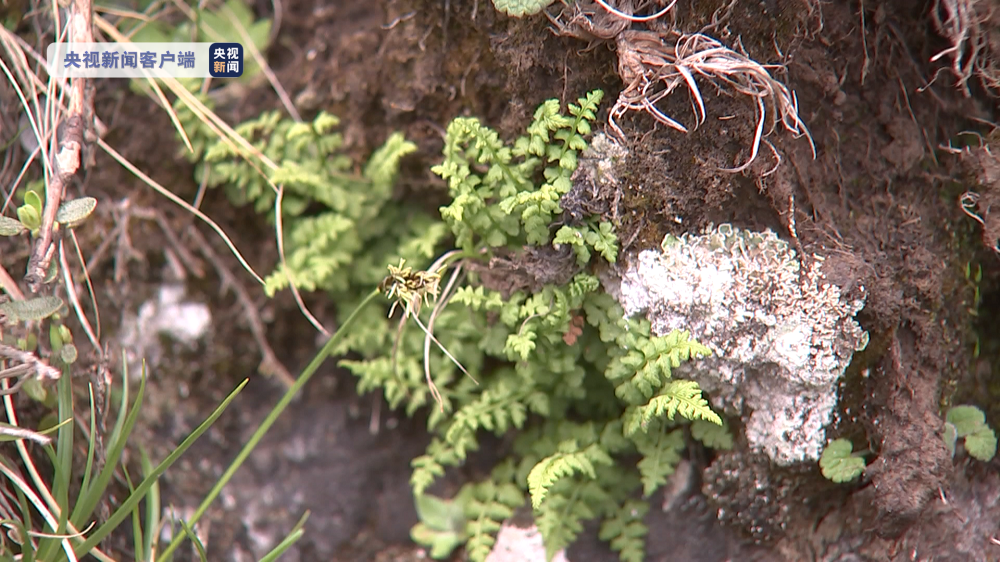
{"left": 120, "top": 283, "right": 212, "bottom": 379}
{"left": 612, "top": 225, "right": 868, "bottom": 466}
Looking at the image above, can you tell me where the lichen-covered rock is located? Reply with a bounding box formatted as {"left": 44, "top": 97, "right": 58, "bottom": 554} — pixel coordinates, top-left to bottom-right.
{"left": 610, "top": 225, "right": 868, "bottom": 465}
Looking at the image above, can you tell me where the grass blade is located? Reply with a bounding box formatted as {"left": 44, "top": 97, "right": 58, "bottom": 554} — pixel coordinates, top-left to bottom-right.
{"left": 258, "top": 529, "right": 304, "bottom": 562}
{"left": 76, "top": 385, "right": 99, "bottom": 510}
{"left": 140, "top": 448, "right": 160, "bottom": 561}
{"left": 70, "top": 359, "right": 143, "bottom": 530}
{"left": 157, "top": 288, "right": 382, "bottom": 559}
{"left": 34, "top": 366, "right": 74, "bottom": 560}
{"left": 74, "top": 377, "right": 248, "bottom": 556}
{"left": 177, "top": 517, "right": 208, "bottom": 561}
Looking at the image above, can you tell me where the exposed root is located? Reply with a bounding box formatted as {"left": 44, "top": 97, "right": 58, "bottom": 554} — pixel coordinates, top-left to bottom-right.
{"left": 610, "top": 30, "right": 815, "bottom": 171}
{"left": 930, "top": 0, "right": 1000, "bottom": 96}
{"left": 548, "top": 1, "right": 815, "bottom": 173}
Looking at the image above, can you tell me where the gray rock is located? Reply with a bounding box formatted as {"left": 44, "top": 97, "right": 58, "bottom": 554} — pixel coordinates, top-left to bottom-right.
{"left": 609, "top": 225, "right": 868, "bottom": 466}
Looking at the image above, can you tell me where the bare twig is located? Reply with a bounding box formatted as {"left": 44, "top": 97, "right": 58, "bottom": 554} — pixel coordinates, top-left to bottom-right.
{"left": 0, "top": 264, "right": 25, "bottom": 301}
{"left": 0, "top": 343, "right": 61, "bottom": 395}
{"left": 26, "top": 0, "right": 96, "bottom": 292}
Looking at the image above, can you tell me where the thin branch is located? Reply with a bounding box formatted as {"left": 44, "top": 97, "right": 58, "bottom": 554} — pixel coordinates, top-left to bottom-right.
{"left": 25, "top": 0, "right": 95, "bottom": 292}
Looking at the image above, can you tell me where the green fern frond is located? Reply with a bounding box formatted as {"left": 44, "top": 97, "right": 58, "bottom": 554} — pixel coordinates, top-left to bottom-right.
{"left": 624, "top": 380, "right": 721, "bottom": 436}
{"left": 631, "top": 422, "right": 685, "bottom": 497}
{"left": 535, "top": 478, "right": 615, "bottom": 560}
{"left": 435, "top": 92, "right": 603, "bottom": 251}
{"left": 527, "top": 441, "right": 614, "bottom": 509}
{"left": 263, "top": 213, "right": 359, "bottom": 296}
{"left": 364, "top": 132, "right": 417, "bottom": 187}
{"left": 411, "top": 438, "right": 473, "bottom": 496}
{"left": 690, "top": 419, "right": 734, "bottom": 450}
{"left": 606, "top": 329, "right": 712, "bottom": 404}
{"left": 445, "top": 378, "right": 531, "bottom": 450}
{"left": 463, "top": 461, "right": 526, "bottom": 562}
{"left": 599, "top": 499, "right": 649, "bottom": 562}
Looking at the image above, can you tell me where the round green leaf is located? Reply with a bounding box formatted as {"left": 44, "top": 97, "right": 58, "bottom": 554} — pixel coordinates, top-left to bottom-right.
{"left": 23, "top": 190, "right": 42, "bottom": 214}
{"left": 819, "top": 438, "right": 865, "bottom": 483}
{"left": 16, "top": 205, "right": 40, "bottom": 232}
{"left": 22, "top": 377, "right": 48, "bottom": 403}
{"left": 43, "top": 260, "right": 59, "bottom": 284}
{"left": 964, "top": 428, "right": 998, "bottom": 462}
{"left": 946, "top": 405, "right": 987, "bottom": 438}
{"left": 56, "top": 197, "right": 97, "bottom": 226}
{"left": 414, "top": 493, "right": 466, "bottom": 533}
{"left": 60, "top": 343, "right": 78, "bottom": 365}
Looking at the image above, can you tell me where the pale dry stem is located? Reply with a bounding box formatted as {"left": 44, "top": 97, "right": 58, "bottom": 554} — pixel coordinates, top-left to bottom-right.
{"left": 592, "top": 0, "right": 677, "bottom": 22}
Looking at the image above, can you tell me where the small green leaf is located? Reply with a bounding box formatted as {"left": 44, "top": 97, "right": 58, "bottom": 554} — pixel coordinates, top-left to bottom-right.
{"left": 946, "top": 405, "right": 987, "bottom": 438}
{"left": 0, "top": 296, "right": 63, "bottom": 323}
{"left": 56, "top": 197, "right": 97, "bottom": 226}
{"left": 49, "top": 322, "right": 64, "bottom": 352}
{"left": 44, "top": 259, "right": 59, "bottom": 284}
{"left": 964, "top": 428, "right": 998, "bottom": 462}
{"left": 410, "top": 523, "right": 465, "bottom": 560}
{"left": 414, "top": 493, "right": 467, "bottom": 533}
{"left": 16, "top": 205, "right": 40, "bottom": 232}
{"left": 819, "top": 438, "right": 865, "bottom": 483}
{"left": 22, "top": 377, "right": 48, "bottom": 403}
{"left": 24, "top": 190, "right": 42, "bottom": 214}
{"left": 0, "top": 216, "right": 26, "bottom": 236}
{"left": 60, "top": 344, "right": 78, "bottom": 365}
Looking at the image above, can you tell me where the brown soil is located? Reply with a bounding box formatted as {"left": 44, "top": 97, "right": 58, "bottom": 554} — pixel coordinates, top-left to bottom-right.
{"left": 4, "top": 0, "right": 1000, "bottom": 560}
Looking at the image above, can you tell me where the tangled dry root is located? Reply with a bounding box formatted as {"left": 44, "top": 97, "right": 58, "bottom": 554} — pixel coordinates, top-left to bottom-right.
{"left": 931, "top": 0, "right": 1000, "bottom": 96}
{"left": 611, "top": 30, "right": 814, "bottom": 172}
{"left": 547, "top": 1, "right": 814, "bottom": 172}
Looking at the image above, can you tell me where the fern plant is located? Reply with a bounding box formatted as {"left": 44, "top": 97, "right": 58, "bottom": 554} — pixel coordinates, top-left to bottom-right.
{"left": 184, "top": 90, "right": 726, "bottom": 562}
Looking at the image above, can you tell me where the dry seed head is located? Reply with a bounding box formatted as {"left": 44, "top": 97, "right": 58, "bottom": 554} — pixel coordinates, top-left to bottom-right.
{"left": 381, "top": 259, "right": 442, "bottom": 319}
